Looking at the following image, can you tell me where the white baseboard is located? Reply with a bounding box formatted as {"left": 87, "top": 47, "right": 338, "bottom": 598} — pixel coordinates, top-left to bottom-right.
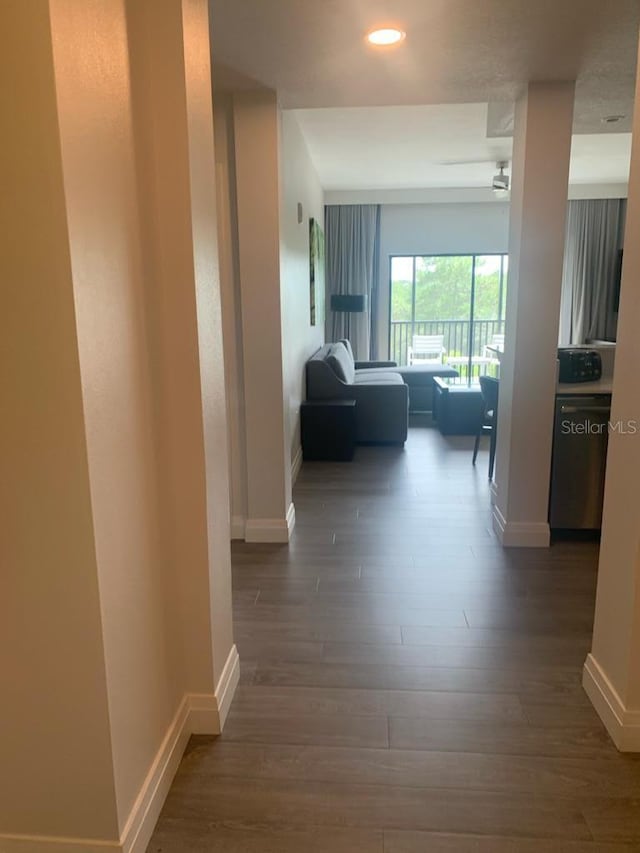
{"left": 244, "top": 518, "right": 289, "bottom": 543}
{"left": 0, "top": 836, "right": 119, "bottom": 852}
{"left": 120, "top": 697, "right": 193, "bottom": 853}
{"left": 492, "top": 505, "right": 550, "bottom": 547}
{"left": 245, "top": 503, "right": 296, "bottom": 543}
{"left": 489, "top": 480, "right": 498, "bottom": 506}
{"left": 230, "top": 515, "right": 246, "bottom": 541}
{"left": 286, "top": 501, "right": 296, "bottom": 538}
{"left": 124, "top": 642, "right": 237, "bottom": 850}
{"left": 214, "top": 643, "right": 240, "bottom": 730}
{"left": 0, "top": 646, "right": 241, "bottom": 853}
{"left": 188, "top": 644, "right": 239, "bottom": 733}
{"left": 186, "top": 692, "right": 220, "bottom": 735}
{"left": 291, "top": 446, "right": 303, "bottom": 485}
{"left": 583, "top": 653, "right": 640, "bottom": 752}
{"left": 492, "top": 505, "right": 507, "bottom": 542}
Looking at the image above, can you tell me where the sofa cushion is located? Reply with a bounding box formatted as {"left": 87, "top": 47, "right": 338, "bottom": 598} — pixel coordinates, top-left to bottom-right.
{"left": 357, "top": 363, "right": 458, "bottom": 386}
{"left": 337, "top": 339, "right": 355, "bottom": 362}
{"left": 354, "top": 371, "right": 404, "bottom": 385}
{"left": 326, "top": 342, "right": 355, "bottom": 384}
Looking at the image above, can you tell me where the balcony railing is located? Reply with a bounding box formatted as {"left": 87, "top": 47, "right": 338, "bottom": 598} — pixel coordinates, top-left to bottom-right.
{"left": 390, "top": 319, "right": 504, "bottom": 371}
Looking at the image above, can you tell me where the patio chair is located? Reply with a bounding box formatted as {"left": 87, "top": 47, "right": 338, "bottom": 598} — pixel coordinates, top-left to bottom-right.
{"left": 408, "top": 334, "right": 446, "bottom": 365}
{"left": 484, "top": 333, "right": 505, "bottom": 358}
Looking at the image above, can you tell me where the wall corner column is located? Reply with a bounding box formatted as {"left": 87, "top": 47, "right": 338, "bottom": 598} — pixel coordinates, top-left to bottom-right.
{"left": 493, "top": 81, "right": 575, "bottom": 548}
{"left": 584, "top": 33, "right": 640, "bottom": 751}
{"left": 232, "top": 89, "right": 294, "bottom": 543}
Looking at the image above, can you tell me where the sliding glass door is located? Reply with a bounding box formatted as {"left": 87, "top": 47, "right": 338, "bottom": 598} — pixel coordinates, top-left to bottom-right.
{"left": 389, "top": 253, "right": 508, "bottom": 378}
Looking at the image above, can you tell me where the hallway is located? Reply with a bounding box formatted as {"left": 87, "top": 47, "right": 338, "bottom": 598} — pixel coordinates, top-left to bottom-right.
{"left": 149, "top": 423, "right": 640, "bottom": 851}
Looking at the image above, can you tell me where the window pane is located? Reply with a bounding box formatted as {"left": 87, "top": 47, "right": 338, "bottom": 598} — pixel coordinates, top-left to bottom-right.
{"left": 388, "top": 254, "right": 508, "bottom": 369}
{"left": 472, "top": 255, "right": 502, "bottom": 357}
{"left": 414, "top": 256, "right": 472, "bottom": 360}
{"left": 501, "top": 254, "right": 509, "bottom": 323}
{"left": 414, "top": 256, "right": 472, "bottom": 322}
{"left": 390, "top": 257, "right": 413, "bottom": 322}
{"left": 473, "top": 255, "right": 502, "bottom": 320}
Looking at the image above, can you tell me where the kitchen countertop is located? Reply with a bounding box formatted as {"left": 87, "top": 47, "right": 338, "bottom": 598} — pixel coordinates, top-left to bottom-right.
{"left": 556, "top": 378, "right": 613, "bottom": 395}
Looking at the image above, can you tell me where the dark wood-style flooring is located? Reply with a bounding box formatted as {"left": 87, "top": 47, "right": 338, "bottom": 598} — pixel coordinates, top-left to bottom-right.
{"left": 149, "top": 418, "right": 640, "bottom": 852}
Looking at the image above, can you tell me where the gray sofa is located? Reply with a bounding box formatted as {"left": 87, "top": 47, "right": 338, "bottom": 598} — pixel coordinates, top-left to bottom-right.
{"left": 339, "top": 339, "right": 459, "bottom": 412}
{"left": 306, "top": 343, "right": 408, "bottom": 444}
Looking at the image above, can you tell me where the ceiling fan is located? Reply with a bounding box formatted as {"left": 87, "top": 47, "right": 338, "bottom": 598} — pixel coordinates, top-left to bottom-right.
{"left": 438, "top": 158, "right": 510, "bottom": 196}
{"left": 491, "top": 161, "right": 510, "bottom": 195}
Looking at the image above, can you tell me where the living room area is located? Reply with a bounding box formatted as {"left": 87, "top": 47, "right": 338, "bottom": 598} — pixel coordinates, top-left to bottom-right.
{"left": 302, "top": 198, "right": 625, "bottom": 474}
{"left": 302, "top": 192, "right": 513, "bottom": 462}
{"left": 214, "top": 61, "right": 631, "bottom": 540}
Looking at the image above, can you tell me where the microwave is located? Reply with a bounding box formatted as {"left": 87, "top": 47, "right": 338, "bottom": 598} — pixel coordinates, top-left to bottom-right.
{"left": 557, "top": 348, "right": 602, "bottom": 383}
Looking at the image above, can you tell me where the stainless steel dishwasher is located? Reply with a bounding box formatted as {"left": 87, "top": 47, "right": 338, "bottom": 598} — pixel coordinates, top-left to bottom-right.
{"left": 549, "top": 395, "right": 612, "bottom": 530}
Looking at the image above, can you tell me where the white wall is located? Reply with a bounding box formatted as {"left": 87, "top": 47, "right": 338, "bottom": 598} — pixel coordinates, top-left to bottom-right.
{"left": 232, "top": 89, "right": 293, "bottom": 541}
{"left": 585, "top": 35, "right": 640, "bottom": 750}
{"left": 178, "top": 0, "right": 236, "bottom": 705}
{"left": 213, "top": 100, "right": 323, "bottom": 539}
{"left": 1, "top": 0, "right": 235, "bottom": 845}
{"left": 214, "top": 94, "right": 248, "bottom": 538}
{"left": 54, "top": 0, "right": 235, "bottom": 832}
{"left": 50, "top": 0, "right": 181, "bottom": 826}
{"left": 492, "top": 82, "right": 575, "bottom": 548}
{"left": 1, "top": 3, "right": 118, "bottom": 837}
{"left": 280, "top": 111, "right": 325, "bottom": 472}
{"left": 376, "top": 202, "right": 510, "bottom": 356}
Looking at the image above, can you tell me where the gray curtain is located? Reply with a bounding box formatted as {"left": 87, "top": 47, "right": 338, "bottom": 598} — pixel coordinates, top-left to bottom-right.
{"left": 559, "top": 199, "right": 625, "bottom": 345}
{"left": 325, "top": 204, "right": 381, "bottom": 360}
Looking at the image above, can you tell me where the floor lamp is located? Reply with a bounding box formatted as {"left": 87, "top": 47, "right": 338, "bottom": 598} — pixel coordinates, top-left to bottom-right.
{"left": 330, "top": 293, "right": 368, "bottom": 345}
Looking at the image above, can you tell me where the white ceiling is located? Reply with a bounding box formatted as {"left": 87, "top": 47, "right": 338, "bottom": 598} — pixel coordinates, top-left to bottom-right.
{"left": 293, "top": 104, "right": 632, "bottom": 191}
{"left": 211, "top": 0, "right": 639, "bottom": 110}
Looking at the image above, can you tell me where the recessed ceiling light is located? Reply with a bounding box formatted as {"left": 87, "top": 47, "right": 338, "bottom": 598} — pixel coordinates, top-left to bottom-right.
{"left": 366, "top": 28, "right": 406, "bottom": 46}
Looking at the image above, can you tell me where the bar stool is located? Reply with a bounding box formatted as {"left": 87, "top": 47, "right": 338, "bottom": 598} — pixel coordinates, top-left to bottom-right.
{"left": 472, "top": 376, "right": 499, "bottom": 480}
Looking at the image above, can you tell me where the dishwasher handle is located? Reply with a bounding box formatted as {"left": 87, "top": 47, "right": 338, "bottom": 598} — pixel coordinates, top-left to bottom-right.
{"left": 560, "top": 405, "right": 611, "bottom": 415}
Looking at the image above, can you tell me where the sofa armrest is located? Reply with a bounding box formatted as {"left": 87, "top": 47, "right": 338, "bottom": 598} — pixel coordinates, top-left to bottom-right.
{"left": 355, "top": 360, "right": 397, "bottom": 369}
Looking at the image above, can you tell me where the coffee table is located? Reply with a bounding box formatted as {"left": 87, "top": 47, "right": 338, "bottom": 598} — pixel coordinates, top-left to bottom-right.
{"left": 432, "top": 377, "right": 484, "bottom": 436}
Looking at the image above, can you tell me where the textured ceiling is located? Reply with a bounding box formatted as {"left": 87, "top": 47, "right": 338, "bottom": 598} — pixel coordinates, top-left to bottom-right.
{"left": 486, "top": 100, "right": 634, "bottom": 137}
{"left": 211, "top": 0, "right": 639, "bottom": 111}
